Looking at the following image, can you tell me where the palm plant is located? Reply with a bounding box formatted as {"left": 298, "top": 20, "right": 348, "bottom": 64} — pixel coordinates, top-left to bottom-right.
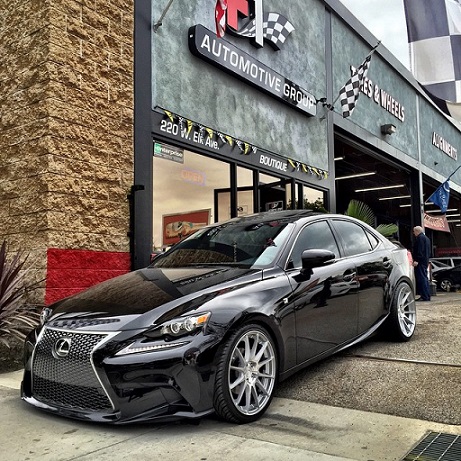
{"left": 0, "top": 241, "right": 40, "bottom": 347}
{"left": 345, "top": 200, "right": 398, "bottom": 238}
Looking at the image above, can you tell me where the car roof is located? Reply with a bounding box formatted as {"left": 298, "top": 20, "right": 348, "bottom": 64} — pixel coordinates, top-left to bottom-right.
{"left": 215, "top": 210, "right": 354, "bottom": 227}
{"left": 212, "top": 210, "right": 320, "bottom": 226}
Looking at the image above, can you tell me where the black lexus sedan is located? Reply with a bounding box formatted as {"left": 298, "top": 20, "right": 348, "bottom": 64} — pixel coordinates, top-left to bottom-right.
{"left": 22, "top": 210, "right": 416, "bottom": 424}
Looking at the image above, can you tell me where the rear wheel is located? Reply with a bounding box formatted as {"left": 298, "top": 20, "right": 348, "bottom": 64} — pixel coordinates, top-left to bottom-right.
{"left": 213, "top": 324, "right": 277, "bottom": 424}
{"left": 439, "top": 278, "right": 453, "bottom": 292}
{"left": 385, "top": 281, "right": 416, "bottom": 341}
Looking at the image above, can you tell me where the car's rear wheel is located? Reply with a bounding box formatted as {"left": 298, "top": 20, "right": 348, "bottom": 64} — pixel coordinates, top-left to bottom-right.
{"left": 213, "top": 324, "right": 277, "bottom": 424}
{"left": 385, "top": 281, "right": 416, "bottom": 341}
{"left": 439, "top": 278, "right": 453, "bottom": 292}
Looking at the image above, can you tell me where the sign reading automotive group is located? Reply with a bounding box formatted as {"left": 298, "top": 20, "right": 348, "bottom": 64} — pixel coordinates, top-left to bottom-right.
{"left": 188, "top": 25, "right": 316, "bottom": 116}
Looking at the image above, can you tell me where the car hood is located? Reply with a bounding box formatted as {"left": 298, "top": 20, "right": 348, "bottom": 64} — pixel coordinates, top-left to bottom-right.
{"left": 47, "top": 266, "right": 262, "bottom": 326}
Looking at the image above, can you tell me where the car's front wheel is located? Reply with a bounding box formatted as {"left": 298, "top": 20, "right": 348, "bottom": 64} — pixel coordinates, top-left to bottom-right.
{"left": 439, "top": 278, "right": 453, "bottom": 292}
{"left": 213, "top": 324, "right": 277, "bottom": 424}
{"left": 385, "top": 281, "right": 416, "bottom": 341}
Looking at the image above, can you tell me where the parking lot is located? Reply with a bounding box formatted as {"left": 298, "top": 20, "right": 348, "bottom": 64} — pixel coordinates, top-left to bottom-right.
{"left": 0, "top": 292, "right": 460, "bottom": 461}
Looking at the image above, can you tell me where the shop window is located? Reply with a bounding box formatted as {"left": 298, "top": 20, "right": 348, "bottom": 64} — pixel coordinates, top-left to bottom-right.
{"left": 153, "top": 147, "right": 230, "bottom": 251}
{"left": 301, "top": 185, "right": 325, "bottom": 210}
{"left": 259, "top": 172, "right": 286, "bottom": 212}
{"left": 237, "top": 166, "right": 254, "bottom": 217}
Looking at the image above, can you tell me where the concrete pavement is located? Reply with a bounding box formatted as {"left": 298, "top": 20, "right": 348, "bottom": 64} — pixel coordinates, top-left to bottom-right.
{"left": 1, "top": 370, "right": 461, "bottom": 460}
{"left": 276, "top": 291, "right": 461, "bottom": 425}
{"left": 1, "top": 292, "right": 460, "bottom": 461}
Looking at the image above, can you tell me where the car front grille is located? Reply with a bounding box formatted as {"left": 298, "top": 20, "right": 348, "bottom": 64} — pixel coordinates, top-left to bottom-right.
{"left": 31, "top": 327, "right": 114, "bottom": 412}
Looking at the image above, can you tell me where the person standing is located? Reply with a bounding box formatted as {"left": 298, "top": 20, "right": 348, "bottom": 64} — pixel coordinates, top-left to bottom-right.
{"left": 412, "top": 226, "right": 431, "bottom": 301}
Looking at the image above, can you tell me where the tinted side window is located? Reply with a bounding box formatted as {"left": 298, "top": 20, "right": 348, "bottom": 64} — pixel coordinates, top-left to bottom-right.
{"left": 290, "top": 221, "right": 340, "bottom": 268}
{"left": 333, "top": 220, "right": 372, "bottom": 256}
{"left": 366, "top": 231, "right": 380, "bottom": 249}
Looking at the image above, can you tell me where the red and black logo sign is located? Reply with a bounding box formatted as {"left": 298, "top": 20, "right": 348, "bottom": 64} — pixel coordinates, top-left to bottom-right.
{"left": 215, "top": 0, "right": 294, "bottom": 50}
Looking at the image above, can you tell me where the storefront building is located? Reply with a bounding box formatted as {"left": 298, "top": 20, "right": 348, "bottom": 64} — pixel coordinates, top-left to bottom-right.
{"left": 0, "top": 0, "right": 461, "bottom": 301}
{"left": 133, "top": 0, "right": 461, "bottom": 270}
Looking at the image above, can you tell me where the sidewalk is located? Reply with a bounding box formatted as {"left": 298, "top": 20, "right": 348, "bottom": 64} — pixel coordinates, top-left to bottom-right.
{"left": 1, "top": 292, "right": 460, "bottom": 460}
{"left": 1, "top": 369, "right": 460, "bottom": 461}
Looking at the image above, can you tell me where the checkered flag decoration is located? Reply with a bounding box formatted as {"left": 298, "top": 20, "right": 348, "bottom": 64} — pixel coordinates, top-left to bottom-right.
{"left": 237, "top": 12, "right": 295, "bottom": 50}
{"left": 338, "top": 45, "right": 378, "bottom": 118}
{"left": 404, "top": 0, "right": 461, "bottom": 121}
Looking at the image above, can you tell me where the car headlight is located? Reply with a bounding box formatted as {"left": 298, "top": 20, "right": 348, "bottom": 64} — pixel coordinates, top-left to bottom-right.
{"left": 115, "top": 312, "right": 211, "bottom": 356}
{"left": 161, "top": 312, "right": 211, "bottom": 337}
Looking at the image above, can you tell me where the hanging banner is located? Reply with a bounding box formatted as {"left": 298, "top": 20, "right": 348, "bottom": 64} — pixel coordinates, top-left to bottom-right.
{"left": 423, "top": 213, "right": 450, "bottom": 233}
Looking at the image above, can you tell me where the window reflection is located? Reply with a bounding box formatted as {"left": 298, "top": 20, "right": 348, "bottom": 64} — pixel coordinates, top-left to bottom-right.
{"left": 153, "top": 149, "right": 230, "bottom": 250}
{"left": 152, "top": 142, "right": 326, "bottom": 250}
{"left": 237, "top": 166, "right": 254, "bottom": 217}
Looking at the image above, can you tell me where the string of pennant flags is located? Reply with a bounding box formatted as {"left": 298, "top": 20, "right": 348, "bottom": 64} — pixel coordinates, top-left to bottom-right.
{"left": 287, "top": 159, "right": 328, "bottom": 179}
{"left": 161, "top": 108, "right": 328, "bottom": 180}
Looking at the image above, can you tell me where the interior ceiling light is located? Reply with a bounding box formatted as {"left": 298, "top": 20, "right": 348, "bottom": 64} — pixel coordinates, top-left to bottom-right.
{"left": 426, "top": 208, "right": 458, "bottom": 213}
{"left": 355, "top": 184, "right": 405, "bottom": 193}
{"left": 445, "top": 213, "right": 461, "bottom": 217}
{"left": 448, "top": 219, "right": 461, "bottom": 223}
{"left": 336, "top": 172, "right": 376, "bottom": 180}
{"left": 334, "top": 156, "right": 345, "bottom": 161}
{"left": 399, "top": 204, "right": 412, "bottom": 208}
{"left": 379, "top": 195, "right": 411, "bottom": 201}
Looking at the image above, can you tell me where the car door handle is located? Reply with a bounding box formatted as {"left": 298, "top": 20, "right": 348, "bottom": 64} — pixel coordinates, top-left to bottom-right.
{"left": 343, "top": 271, "right": 356, "bottom": 282}
{"left": 383, "top": 257, "right": 392, "bottom": 269}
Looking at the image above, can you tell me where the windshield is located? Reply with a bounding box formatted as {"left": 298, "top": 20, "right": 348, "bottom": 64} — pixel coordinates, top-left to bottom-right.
{"left": 153, "top": 220, "right": 294, "bottom": 268}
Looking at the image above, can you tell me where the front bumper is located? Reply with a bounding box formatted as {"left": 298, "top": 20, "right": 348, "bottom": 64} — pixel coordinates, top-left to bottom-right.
{"left": 21, "top": 326, "right": 220, "bottom": 424}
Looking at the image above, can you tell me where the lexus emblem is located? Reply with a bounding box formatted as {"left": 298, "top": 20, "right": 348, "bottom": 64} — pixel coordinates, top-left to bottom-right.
{"left": 53, "top": 337, "right": 72, "bottom": 358}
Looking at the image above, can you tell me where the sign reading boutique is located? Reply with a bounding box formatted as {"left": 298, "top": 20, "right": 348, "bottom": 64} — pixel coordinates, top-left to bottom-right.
{"left": 188, "top": 25, "right": 317, "bottom": 116}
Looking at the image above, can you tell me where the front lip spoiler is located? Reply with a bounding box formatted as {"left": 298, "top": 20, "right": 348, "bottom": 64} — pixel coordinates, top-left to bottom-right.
{"left": 21, "top": 395, "right": 121, "bottom": 423}
{"left": 21, "top": 394, "right": 214, "bottom": 425}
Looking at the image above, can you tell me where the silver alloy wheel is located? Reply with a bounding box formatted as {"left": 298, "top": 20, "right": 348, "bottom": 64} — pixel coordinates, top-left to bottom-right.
{"left": 227, "top": 329, "right": 276, "bottom": 416}
{"left": 397, "top": 283, "right": 416, "bottom": 337}
{"left": 440, "top": 279, "right": 453, "bottom": 292}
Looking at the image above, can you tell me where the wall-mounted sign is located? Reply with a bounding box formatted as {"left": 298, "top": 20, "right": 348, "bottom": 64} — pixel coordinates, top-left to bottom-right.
{"left": 152, "top": 108, "right": 328, "bottom": 182}
{"left": 221, "top": 0, "right": 295, "bottom": 50}
{"left": 432, "top": 132, "right": 458, "bottom": 160}
{"left": 354, "top": 71, "right": 405, "bottom": 122}
{"left": 153, "top": 141, "right": 184, "bottom": 163}
{"left": 259, "top": 153, "right": 288, "bottom": 173}
{"left": 189, "top": 25, "right": 316, "bottom": 116}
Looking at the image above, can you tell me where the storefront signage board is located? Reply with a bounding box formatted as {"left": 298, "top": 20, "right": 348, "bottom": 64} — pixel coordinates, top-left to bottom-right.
{"left": 154, "top": 142, "right": 184, "bottom": 163}
{"left": 152, "top": 110, "right": 317, "bottom": 182}
{"left": 188, "top": 25, "right": 316, "bottom": 117}
{"left": 432, "top": 132, "right": 458, "bottom": 160}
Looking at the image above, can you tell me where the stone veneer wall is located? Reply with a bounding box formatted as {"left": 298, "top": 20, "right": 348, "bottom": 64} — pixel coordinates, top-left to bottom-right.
{"left": 0, "top": 0, "right": 134, "bottom": 304}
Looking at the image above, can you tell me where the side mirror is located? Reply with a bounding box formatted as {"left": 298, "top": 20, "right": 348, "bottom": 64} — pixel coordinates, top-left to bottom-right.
{"left": 300, "top": 249, "right": 335, "bottom": 276}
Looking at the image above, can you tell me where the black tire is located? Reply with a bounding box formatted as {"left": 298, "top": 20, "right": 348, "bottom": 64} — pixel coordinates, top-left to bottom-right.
{"left": 213, "top": 324, "right": 277, "bottom": 424}
{"left": 384, "top": 281, "right": 416, "bottom": 342}
{"left": 439, "top": 278, "right": 453, "bottom": 292}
